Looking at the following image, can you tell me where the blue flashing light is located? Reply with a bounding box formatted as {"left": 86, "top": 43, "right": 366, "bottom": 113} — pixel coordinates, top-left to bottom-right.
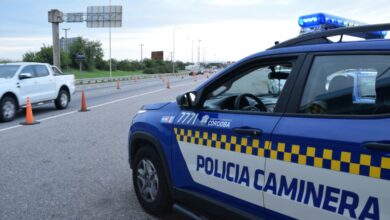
{"left": 298, "top": 13, "right": 387, "bottom": 39}
{"left": 298, "top": 13, "right": 363, "bottom": 28}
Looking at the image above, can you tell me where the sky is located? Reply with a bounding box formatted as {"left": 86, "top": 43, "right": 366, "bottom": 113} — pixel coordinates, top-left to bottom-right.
{"left": 0, "top": 0, "right": 389, "bottom": 62}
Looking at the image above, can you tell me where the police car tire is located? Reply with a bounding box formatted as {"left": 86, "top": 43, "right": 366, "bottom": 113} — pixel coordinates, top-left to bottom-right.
{"left": 132, "top": 145, "right": 172, "bottom": 216}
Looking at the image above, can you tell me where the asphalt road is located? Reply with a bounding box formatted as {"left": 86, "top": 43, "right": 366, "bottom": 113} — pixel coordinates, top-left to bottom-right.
{"left": 0, "top": 75, "right": 207, "bottom": 220}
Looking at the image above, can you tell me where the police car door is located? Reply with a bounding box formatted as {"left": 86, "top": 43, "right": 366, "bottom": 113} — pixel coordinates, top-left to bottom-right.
{"left": 268, "top": 54, "right": 390, "bottom": 220}
{"left": 172, "top": 56, "right": 302, "bottom": 216}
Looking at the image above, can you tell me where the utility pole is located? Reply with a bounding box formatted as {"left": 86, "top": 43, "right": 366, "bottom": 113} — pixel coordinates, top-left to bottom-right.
{"left": 62, "top": 28, "right": 70, "bottom": 70}
{"left": 48, "top": 9, "right": 63, "bottom": 69}
{"left": 197, "top": 39, "right": 202, "bottom": 67}
{"left": 62, "top": 28, "right": 70, "bottom": 52}
{"left": 191, "top": 40, "right": 194, "bottom": 63}
{"left": 139, "top": 44, "right": 144, "bottom": 61}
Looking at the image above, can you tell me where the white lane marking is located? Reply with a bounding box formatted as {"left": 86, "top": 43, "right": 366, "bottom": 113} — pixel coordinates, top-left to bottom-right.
{"left": 0, "top": 81, "right": 197, "bottom": 133}
{"left": 38, "top": 110, "right": 78, "bottom": 122}
{"left": 0, "top": 124, "right": 22, "bottom": 133}
{"left": 89, "top": 88, "right": 165, "bottom": 109}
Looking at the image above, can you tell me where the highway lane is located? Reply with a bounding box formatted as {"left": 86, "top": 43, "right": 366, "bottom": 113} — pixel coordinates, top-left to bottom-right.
{"left": 0, "top": 75, "right": 207, "bottom": 219}
{"left": 0, "top": 74, "right": 203, "bottom": 131}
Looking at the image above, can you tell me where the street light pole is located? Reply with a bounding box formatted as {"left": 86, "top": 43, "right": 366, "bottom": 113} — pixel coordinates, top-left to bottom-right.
{"left": 172, "top": 27, "right": 181, "bottom": 74}
{"left": 197, "top": 39, "right": 202, "bottom": 67}
{"left": 203, "top": 47, "right": 206, "bottom": 64}
{"left": 191, "top": 40, "right": 194, "bottom": 63}
{"left": 139, "top": 44, "right": 144, "bottom": 61}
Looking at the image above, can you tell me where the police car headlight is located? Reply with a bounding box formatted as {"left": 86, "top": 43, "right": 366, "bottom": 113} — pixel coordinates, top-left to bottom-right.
{"left": 137, "top": 110, "right": 147, "bottom": 114}
{"left": 131, "top": 110, "right": 147, "bottom": 125}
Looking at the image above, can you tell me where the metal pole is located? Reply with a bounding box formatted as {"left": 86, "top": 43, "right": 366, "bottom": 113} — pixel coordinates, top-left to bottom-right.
{"left": 197, "top": 39, "right": 201, "bottom": 67}
{"left": 139, "top": 44, "right": 144, "bottom": 61}
{"left": 109, "top": 0, "right": 112, "bottom": 78}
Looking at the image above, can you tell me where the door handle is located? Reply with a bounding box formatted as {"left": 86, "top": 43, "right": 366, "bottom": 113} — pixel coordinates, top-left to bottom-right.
{"left": 233, "top": 127, "right": 262, "bottom": 137}
{"left": 363, "top": 142, "right": 390, "bottom": 152}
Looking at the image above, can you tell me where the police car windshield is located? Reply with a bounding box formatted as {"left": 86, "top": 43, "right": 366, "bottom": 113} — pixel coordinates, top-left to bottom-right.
{"left": 0, "top": 65, "right": 20, "bottom": 79}
{"left": 223, "top": 65, "right": 291, "bottom": 96}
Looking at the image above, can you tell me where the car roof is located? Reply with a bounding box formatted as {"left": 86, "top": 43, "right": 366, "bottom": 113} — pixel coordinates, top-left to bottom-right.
{"left": 245, "top": 39, "right": 390, "bottom": 61}
{"left": 0, "top": 62, "right": 48, "bottom": 66}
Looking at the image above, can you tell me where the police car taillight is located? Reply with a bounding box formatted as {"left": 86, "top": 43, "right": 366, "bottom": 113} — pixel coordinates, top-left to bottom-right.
{"left": 298, "top": 13, "right": 387, "bottom": 39}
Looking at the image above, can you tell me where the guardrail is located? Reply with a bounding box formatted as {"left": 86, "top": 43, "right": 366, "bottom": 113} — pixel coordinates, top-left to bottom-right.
{"left": 75, "top": 72, "right": 189, "bottom": 85}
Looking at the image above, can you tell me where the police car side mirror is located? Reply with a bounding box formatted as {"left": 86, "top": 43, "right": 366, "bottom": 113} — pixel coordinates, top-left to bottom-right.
{"left": 177, "top": 91, "right": 197, "bottom": 107}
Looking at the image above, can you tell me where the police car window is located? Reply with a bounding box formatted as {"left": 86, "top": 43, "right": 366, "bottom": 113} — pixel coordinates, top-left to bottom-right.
{"left": 203, "top": 63, "right": 292, "bottom": 112}
{"left": 299, "top": 55, "right": 390, "bottom": 115}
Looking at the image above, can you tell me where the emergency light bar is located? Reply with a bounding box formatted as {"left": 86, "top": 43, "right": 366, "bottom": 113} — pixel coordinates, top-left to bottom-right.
{"left": 298, "top": 13, "right": 387, "bottom": 39}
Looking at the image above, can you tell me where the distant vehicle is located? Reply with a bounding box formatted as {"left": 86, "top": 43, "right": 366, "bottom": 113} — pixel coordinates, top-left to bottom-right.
{"left": 0, "top": 62, "right": 75, "bottom": 122}
{"left": 188, "top": 70, "right": 203, "bottom": 76}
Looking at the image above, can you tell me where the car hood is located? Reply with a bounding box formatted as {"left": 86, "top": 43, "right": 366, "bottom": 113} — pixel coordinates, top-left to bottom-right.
{"left": 142, "top": 102, "right": 171, "bottom": 110}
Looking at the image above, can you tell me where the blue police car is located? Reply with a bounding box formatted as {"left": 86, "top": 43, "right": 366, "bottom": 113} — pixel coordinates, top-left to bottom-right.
{"left": 128, "top": 13, "right": 390, "bottom": 220}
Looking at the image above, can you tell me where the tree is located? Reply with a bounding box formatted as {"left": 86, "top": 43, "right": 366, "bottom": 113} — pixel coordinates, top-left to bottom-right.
{"left": 22, "top": 45, "right": 70, "bottom": 69}
{"left": 68, "top": 37, "right": 104, "bottom": 70}
{"left": 22, "top": 52, "right": 37, "bottom": 62}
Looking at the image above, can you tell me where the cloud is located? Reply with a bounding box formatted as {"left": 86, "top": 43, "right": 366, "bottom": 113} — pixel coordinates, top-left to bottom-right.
{"left": 0, "top": 36, "right": 51, "bottom": 60}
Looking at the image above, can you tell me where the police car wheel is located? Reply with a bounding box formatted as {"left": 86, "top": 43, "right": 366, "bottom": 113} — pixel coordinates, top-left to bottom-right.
{"left": 132, "top": 145, "right": 172, "bottom": 216}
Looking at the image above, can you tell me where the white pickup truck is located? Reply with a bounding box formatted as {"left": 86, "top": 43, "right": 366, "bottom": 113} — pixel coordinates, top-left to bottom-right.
{"left": 0, "top": 62, "right": 75, "bottom": 122}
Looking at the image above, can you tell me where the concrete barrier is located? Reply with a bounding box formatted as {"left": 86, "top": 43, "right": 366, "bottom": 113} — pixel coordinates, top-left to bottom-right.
{"left": 75, "top": 72, "right": 189, "bottom": 85}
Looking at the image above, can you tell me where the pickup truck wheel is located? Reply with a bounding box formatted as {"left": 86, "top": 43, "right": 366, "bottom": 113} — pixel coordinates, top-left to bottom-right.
{"left": 132, "top": 145, "right": 172, "bottom": 216}
{"left": 0, "top": 96, "right": 17, "bottom": 122}
{"left": 55, "top": 89, "right": 69, "bottom": 110}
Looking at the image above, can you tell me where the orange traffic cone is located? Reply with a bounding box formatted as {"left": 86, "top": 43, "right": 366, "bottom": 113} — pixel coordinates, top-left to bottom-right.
{"left": 80, "top": 90, "right": 89, "bottom": 112}
{"left": 116, "top": 80, "right": 120, "bottom": 89}
{"left": 166, "top": 79, "right": 171, "bottom": 89}
{"left": 21, "top": 97, "right": 39, "bottom": 125}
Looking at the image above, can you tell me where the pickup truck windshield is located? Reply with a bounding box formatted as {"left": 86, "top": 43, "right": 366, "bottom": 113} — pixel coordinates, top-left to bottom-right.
{"left": 0, "top": 65, "right": 20, "bottom": 79}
